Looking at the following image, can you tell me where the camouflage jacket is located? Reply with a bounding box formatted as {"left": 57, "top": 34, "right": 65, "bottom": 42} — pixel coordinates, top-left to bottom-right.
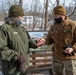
{"left": 46, "top": 17, "right": 76, "bottom": 60}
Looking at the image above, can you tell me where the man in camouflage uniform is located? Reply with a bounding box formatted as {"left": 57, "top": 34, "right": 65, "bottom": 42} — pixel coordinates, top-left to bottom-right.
{"left": 0, "top": 5, "right": 38, "bottom": 75}
{"left": 36, "top": 5, "right": 76, "bottom": 75}
{"left": 45, "top": 5, "right": 76, "bottom": 75}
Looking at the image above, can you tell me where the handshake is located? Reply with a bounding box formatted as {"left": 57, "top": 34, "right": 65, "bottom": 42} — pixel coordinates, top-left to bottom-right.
{"left": 14, "top": 55, "right": 26, "bottom": 73}
{"left": 63, "top": 45, "right": 74, "bottom": 56}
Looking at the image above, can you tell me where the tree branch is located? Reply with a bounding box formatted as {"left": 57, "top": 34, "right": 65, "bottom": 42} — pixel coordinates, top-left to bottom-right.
{"left": 68, "top": 1, "right": 76, "bottom": 17}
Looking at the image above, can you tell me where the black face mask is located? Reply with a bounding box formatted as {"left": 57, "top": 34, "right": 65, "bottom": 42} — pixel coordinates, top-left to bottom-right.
{"left": 54, "top": 17, "right": 63, "bottom": 24}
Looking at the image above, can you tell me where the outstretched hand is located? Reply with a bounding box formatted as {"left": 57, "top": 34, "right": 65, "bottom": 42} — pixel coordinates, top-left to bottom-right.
{"left": 35, "top": 38, "right": 45, "bottom": 46}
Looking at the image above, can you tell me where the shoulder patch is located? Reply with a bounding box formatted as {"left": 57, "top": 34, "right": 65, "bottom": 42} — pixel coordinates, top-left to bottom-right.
{"left": 14, "top": 32, "right": 18, "bottom": 34}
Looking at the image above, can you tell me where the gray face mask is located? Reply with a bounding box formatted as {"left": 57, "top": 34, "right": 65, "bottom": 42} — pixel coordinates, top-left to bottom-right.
{"left": 20, "top": 18, "right": 26, "bottom": 25}
{"left": 4, "top": 17, "right": 26, "bottom": 26}
{"left": 15, "top": 17, "right": 26, "bottom": 25}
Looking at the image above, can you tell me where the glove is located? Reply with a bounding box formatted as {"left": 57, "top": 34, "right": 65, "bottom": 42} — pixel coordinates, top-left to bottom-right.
{"left": 15, "top": 55, "right": 26, "bottom": 72}
{"left": 63, "top": 45, "right": 74, "bottom": 56}
{"left": 17, "top": 55, "right": 26, "bottom": 63}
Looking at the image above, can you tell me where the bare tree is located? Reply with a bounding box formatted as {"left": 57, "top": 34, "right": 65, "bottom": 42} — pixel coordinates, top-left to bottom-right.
{"left": 62, "top": 0, "right": 65, "bottom": 6}
{"left": 29, "top": 0, "right": 42, "bottom": 30}
{"left": 44, "top": 0, "right": 49, "bottom": 30}
{"left": 19, "top": 0, "right": 23, "bottom": 7}
{"left": 0, "top": 0, "right": 19, "bottom": 16}
{"left": 41, "top": 0, "right": 45, "bottom": 30}
{"left": 32, "top": 0, "right": 38, "bottom": 30}
{"left": 68, "top": 0, "right": 76, "bottom": 17}
{"left": 56, "top": 0, "right": 60, "bottom": 6}
{"left": 1, "top": 1, "right": 7, "bottom": 16}
{"left": 0, "top": 0, "right": 76, "bottom": 30}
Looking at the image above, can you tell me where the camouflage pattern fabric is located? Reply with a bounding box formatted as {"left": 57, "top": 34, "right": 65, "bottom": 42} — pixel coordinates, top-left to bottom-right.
{"left": 52, "top": 57, "right": 76, "bottom": 75}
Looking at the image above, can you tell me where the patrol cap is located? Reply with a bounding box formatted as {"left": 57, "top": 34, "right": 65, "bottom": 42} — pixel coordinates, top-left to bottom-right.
{"left": 8, "top": 5, "right": 24, "bottom": 17}
{"left": 53, "top": 5, "right": 66, "bottom": 15}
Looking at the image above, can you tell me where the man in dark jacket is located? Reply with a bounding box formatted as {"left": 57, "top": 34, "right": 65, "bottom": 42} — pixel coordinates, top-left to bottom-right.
{"left": 37, "top": 5, "right": 76, "bottom": 75}
{"left": 0, "top": 5, "right": 37, "bottom": 75}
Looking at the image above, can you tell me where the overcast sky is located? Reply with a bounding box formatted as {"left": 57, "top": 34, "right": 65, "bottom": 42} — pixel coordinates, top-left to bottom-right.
{"left": 0, "top": 0, "right": 75, "bottom": 12}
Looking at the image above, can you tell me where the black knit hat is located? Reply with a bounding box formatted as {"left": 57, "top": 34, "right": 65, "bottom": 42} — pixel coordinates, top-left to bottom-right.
{"left": 8, "top": 5, "right": 24, "bottom": 17}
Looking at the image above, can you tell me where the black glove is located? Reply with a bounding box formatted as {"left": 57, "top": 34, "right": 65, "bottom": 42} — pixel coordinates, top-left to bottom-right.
{"left": 63, "top": 45, "right": 74, "bottom": 56}
{"left": 15, "top": 55, "right": 26, "bottom": 72}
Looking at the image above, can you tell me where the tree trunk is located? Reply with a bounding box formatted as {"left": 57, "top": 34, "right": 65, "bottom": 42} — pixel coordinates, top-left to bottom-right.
{"left": 56, "top": 0, "right": 60, "bottom": 6}
{"left": 44, "top": 0, "right": 48, "bottom": 30}
{"left": 19, "top": 0, "right": 23, "bottom": 7}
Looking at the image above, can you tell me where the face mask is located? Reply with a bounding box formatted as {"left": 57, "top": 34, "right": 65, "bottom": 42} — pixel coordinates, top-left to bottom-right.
{"left": 15, "top": 17, "right": 26, "bottom": 25}
{"left": 20, "top": 18, "right": 26, "bottom": 25}
{"left": 54, "top": 17, "right": 63, "bottom": 24}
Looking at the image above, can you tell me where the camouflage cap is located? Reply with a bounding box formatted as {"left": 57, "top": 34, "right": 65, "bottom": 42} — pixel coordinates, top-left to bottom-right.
{"left": 8, "top": 5, "right": 24, "bottom": 17}
{"left": 53, "top": 5, "right": 66, "bottom": 15}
